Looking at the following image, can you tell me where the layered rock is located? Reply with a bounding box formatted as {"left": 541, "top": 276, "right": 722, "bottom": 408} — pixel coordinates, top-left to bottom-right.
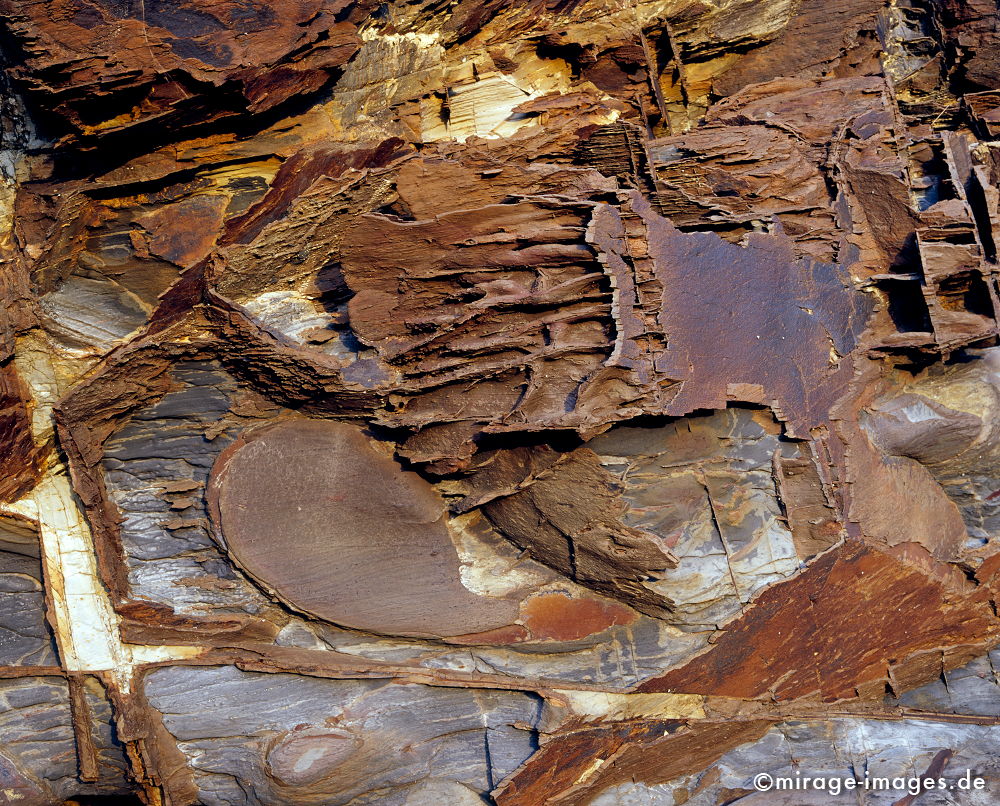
{"left": 4, "top": 0, "right": 1000, "bottom": 804}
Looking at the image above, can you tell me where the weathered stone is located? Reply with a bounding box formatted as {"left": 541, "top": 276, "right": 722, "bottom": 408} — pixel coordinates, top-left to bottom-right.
{"left": 5, "top": 0, "right": 1000, "bottom": 803}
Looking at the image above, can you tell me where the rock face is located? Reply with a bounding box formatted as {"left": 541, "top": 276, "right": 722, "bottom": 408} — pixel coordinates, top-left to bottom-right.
{"left": 5, "top": 0, "right": 1000, "bottom": 804}
{"left": 208, "top": 418, "right": 523, "bottom": 637}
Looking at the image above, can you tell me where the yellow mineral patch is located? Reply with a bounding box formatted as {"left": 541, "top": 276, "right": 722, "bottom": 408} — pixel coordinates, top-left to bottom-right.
{"left": 550, "top": 689, "right": 706, "bottom": 722}
{"left": 573, "top": 757, "right": 606, "bottom": 786}
{"left": 10, "top": 330, "right": 206, "bottom": 691}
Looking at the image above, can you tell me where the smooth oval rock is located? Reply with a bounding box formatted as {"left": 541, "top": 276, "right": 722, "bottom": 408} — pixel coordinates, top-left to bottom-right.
{"left": 265, "top": 727, "right": 360, "bottom": 787}
{"left": 208, "top": 419, "right": 518, "bottom": 637}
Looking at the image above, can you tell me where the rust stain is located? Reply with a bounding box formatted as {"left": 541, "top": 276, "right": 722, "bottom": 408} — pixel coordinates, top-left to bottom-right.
{"left": 520, "top": 592, "right": 636, "bottom": 641}
{"left": 638, "top": 541, "right": 1000, "bottom": 700}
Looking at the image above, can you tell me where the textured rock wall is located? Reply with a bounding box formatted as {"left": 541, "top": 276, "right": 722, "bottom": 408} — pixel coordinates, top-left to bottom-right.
{"left": 4, "top": 0, "right": 1000, "bottom": 804}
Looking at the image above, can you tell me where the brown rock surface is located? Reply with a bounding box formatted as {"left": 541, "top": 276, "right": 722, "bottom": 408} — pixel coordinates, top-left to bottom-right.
{"left": 4, "top": 0, "right": 1000, "bottom": 804}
